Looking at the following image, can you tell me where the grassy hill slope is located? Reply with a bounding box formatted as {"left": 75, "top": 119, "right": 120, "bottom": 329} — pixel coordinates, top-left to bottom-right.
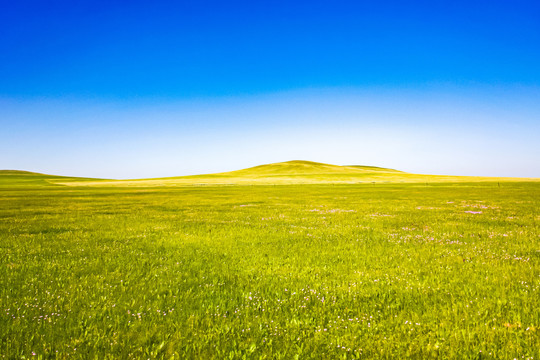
{"left": 0, "top": 170, "right": 106, "bottom": 188}
{"left": 33, "top": 160, "right": 540, "bottom": 187}
{"left": 224, "top": 160, "right": 402, "bottom": 176}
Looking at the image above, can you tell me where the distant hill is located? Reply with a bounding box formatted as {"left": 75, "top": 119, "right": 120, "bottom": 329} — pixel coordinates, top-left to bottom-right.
{"left": 0, "top": 170, "right": 105, "bottom": 188}
{"left": 3, "top": 160, "right": 535, "bottom": 187}
{"left": 219, "top": 160, "right": 402, "bottom": 176}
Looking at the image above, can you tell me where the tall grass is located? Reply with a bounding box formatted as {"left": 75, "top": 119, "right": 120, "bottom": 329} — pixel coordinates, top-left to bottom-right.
{"left": 1, "top": 182, "right": 539, "bottom": 358}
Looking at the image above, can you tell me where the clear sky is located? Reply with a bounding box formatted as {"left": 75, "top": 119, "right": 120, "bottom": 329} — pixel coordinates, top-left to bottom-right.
{"left": 1, "top": 0, "right": 539, "bottom": 179}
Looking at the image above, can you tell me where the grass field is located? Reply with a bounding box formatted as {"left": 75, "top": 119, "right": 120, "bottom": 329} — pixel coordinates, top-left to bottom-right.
{"left": 46, "top": 160, "right": 539, "bottom": 187}
{"left": 1, "top": 162, "right": 539, "bottom": 359}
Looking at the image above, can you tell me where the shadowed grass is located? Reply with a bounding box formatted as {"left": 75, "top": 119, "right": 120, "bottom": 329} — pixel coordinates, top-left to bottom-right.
{"left": 0, "top": 170, "right": 107, "bottom": 188}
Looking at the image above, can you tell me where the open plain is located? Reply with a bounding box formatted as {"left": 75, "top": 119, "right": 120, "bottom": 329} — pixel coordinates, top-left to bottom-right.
{"left": 1, "top": 162, "right": 539, "bottom": 359}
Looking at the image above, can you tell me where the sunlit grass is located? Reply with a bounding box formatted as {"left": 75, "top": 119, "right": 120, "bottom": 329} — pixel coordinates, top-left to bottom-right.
{"left": 1, "top": 165, "right": 539, "bottom": 358}
{"left": 49, "top": 160, "right": 540, "bottom": 186}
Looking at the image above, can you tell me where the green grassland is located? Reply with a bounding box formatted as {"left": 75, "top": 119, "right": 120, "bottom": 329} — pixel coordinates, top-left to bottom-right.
{"left": 47, "top": 160, "right": 539, "bottom": 187}
{"left": 1, "top": 162, "right": 539, "bottom": 359}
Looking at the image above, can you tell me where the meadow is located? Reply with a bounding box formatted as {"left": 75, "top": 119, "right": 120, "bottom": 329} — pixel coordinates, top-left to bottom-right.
{"left": 1, "top": 164, "right": 539, "bottom": 359}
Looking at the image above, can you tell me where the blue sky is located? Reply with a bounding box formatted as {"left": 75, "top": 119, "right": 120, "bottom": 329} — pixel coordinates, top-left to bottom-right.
{"left": 1, "top": 0, "right": 539, "bottom": 178}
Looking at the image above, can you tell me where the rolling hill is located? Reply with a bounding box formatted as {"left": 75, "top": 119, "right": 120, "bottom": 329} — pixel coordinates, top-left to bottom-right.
{"left": 0, "top": 170, "right": 105, "bottom": 188}
{"left": 3, "top": 160, "right": 536, "bottom": 187}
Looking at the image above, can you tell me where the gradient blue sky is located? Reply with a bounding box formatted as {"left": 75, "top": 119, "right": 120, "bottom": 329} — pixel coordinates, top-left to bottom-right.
{"left": 1, "top": 0, "right": 539, "bottom": 178}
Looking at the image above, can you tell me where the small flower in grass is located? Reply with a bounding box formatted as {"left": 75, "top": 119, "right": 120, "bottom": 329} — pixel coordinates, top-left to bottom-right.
{"left": 464, "top": 211, "right": 482, "bottom": 214}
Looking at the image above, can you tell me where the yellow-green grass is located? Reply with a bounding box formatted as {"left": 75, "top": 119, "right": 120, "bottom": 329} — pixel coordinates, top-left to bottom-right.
{"left": 1, "top": 165, "right": 539, "bottom": 358}
{"left": 42, "top": 160, "right": 540, "bottom": 187}
{"left": 0, "top": 170, "right": 105, "bottom": 188}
